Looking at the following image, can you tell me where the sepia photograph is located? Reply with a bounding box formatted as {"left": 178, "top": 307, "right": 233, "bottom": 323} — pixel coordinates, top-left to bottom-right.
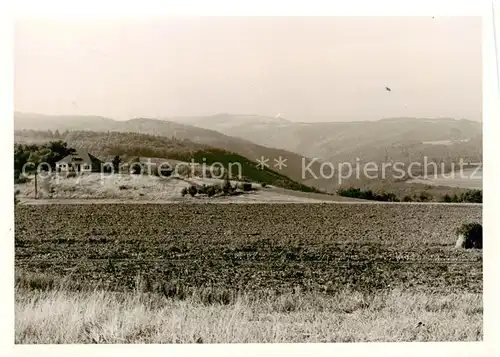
{"left": 6, "top": 4, "right": 492, "bottom": 351}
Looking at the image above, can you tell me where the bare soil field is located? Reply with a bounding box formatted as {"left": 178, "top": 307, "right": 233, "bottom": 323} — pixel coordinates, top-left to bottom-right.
{"left": 15, "top": 204, "right": 482, "bottom": 294}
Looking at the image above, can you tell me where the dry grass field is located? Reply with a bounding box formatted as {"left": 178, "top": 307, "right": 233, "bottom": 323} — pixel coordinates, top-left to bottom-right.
{"left": 16, "top": 285, "right": 482, "bottom": 343}
{"left": 15, "top": 173, "right": 340, "bottom": 203}
{"left": 14, "top": 203, "right": 482, "bottom": 343}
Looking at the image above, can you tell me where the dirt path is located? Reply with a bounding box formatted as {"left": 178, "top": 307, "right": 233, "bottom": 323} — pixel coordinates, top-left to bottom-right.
{"left": 17, "top": 197, "right": 481, "bottom": 206}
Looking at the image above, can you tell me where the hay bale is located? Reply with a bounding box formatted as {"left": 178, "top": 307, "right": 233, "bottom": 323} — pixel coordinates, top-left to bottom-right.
{"left": 455, "top": 222, "right": 482, "bottom": 249}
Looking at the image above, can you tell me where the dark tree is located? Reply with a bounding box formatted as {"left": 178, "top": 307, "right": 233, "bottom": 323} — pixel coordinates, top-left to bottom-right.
{"left": 112, "top": 156, "right": 122, "bottom": 173}
{"left": 131, "top": 157, "right": 142, "bottom": 175}
{"left": 45, "top": 141, "right": 76, "bottom": 167}
{"left": 188, "top": 185, "right": 197, "bottom": 197}
{"left": 14, "top": 141, "right": 77, "bottom": 181}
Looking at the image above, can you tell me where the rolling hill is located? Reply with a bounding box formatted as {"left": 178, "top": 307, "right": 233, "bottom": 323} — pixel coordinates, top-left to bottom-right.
{"left": 14, "top": 130, "right": 321, "bottom": 193}
{"left": 14, "top": 112, "right": 332, "bottom": 190}
{"left": 168, "top": 114, "right": 483, "bottom": 167}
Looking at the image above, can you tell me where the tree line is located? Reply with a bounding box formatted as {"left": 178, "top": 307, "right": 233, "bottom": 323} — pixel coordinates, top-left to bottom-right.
{"left": 14, "top": 141, "right": 76, "bottom": 182}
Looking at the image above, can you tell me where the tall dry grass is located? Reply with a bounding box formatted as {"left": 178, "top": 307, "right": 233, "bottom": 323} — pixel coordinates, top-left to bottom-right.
{"left": 15, "top": 283, "right": 482, "bottom": 343}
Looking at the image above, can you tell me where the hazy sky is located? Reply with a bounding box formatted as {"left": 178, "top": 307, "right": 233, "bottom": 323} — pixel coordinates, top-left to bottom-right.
{"left": 14, "top": 16, "right": 482, "bottom": 122}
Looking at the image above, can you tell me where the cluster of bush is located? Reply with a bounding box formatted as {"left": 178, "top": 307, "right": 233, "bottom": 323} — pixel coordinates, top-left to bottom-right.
{"left": 337, "top": 186, "right": 483, "bottom": 204}
{"left": 401, "top": 192, "right": 433, "bottom": 202}
{"left": 455, "top": 222, "right": 482, "bottom": 249}
{"left": 442, "top": 189, "right": 482, "bottom": 203}
{"left": 336, "top": 187, "right": 435, "bottom": 202}
{"left": 336, "top": 187, "right": 401, "bottom": 202}
{"left": 14, "top": 141, "right": 76, "bottom": 183}
{"left": 181, "top": 180, "right": 254, "bottom": 198}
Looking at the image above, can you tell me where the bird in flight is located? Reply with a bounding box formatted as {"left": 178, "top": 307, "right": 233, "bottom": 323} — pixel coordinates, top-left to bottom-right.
{"left": 385, "top": 86, "right": 392, "bottom": 92}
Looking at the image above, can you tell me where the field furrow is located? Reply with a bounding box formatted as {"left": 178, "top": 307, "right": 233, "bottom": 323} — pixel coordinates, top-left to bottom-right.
{"left": 15, "top": 204, "right": 482, "bottom": 294}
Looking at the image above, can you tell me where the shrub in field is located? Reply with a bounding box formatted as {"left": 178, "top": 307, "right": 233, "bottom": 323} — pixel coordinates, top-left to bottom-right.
{"left": 402, "top": 195, "right": 414, "bottom": 202}
{"left": 443, "top": 190, "right": 482, "bottom": 203}
{"left": 336, "top": 187, "right": 400, "bottom": 202}
{"left": 206, "top": 185, "right": 217, "bottom": 197}
{"left": 188, "top": 185, "right": 198, "bottom": 197}
{"left": 442, "top": 194, "right": 452, "bottom": 203}
{"left": 130, "top": 157, "right": 142, "bottom": 175}
{"left": 181, "top": 184, "right": 224, "bottom": 198}
{"left": 197, "top": 184, "right": 208, "bottom": 195}
{"left": 337, "top": 187, "right": 363, "bottom": 198}
{"left": 418, "top": 192, "right": 432, "bottom": 202}
{"left": 363, "top": 190, "right": 374, "bottom": 200}
{"left": 455, "top": 222, "right": 482, "bottom": 249}
{"left": 460, "top": 189, "right": 482, "bottom": 203}
{"left": 239, "top": 183, "right": 253, "bottom": 191}
{"left": 118, "top": 185, "right": 130, "bottom": 190}
{"left": 222, "top": 177, "right": 233, "bottom": 194}
{"left": 377, "top": 192, "right": 399, "bottom": 202}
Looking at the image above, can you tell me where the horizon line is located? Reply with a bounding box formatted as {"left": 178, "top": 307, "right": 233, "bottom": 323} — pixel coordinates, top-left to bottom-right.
{"left": 13, "top": 111, "right": 483, "bottom": 124}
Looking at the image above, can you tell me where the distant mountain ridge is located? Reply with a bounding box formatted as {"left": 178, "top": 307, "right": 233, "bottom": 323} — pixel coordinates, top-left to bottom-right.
{"left": 164, "top": 113, "right": 482, "bottom": 166}
{"left": 161, "top": 113, "right": 292, "bottom": 129}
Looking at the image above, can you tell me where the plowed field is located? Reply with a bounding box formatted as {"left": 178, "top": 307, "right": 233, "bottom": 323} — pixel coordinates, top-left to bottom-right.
{"left": 15, "top": 204, "right": 482, "bottom": 294}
